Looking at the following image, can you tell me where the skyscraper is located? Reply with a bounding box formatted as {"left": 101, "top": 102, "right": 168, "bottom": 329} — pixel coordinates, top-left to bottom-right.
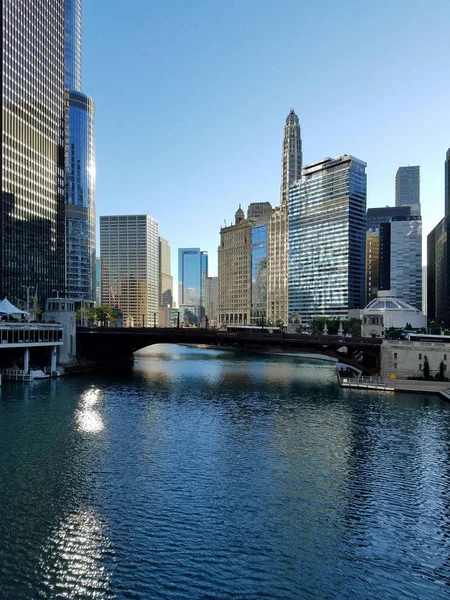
{"left": 178, "top": 248, "right": 208, "bottom": 323}
{"left": 395, "top": 166, "right": 420, "bottom": 215}
{"left": 385, "top": 217, "right": 422, "bottom": 310}
{"left": 100, "top": 215, "right": 159, "bottom": 327}
{"left": 366, "top": 205, "right": 422, "bottom": 310}
{"left": 280, "top": 109, "right": 302, "bottom": 208}
{"left": 159, "top": 237, "right": 173, "bottom": 307}
{"left": 2, "top": 0, "right": 66, "bottom": 305}
{"left": 204, "top": 277, "right": 218, "bottom": 324}
{"left": 366, "top": 230, "right": 380, "bottom": 304}
{"left": 288, "top": 155, "right": 367, "bottom": 322}
{"left": 218, "top": 208, "right": 252, "bottom": 325}
{"left": 427, "top": 149, "right": 450, "bottom": 326}
{"left": 267, "top": 109, "right": 302, "bottom": 325}
{"left": 65, "top": 0, "right": 96, "bottom": 302}
{"left": 445, "top": 148, "right": 450, "bottom": 217}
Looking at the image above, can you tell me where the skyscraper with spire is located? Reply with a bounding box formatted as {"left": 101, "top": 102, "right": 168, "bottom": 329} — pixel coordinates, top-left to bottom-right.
{"left": 65, "top": 0, "right": 96, "bottom": 302}
{"left": 267, "top": 109, "right": 302, "bottom": 325}
{"left": 280, "top": 109, "right": 303, "bottom": 208}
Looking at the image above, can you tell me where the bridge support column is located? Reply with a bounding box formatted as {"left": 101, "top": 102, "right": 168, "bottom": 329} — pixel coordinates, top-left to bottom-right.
{"left": 24, "top": 347, "right": 30, "bottom": 374}
{"left": 51, "top": 346, "right": 57, "bottom": 375}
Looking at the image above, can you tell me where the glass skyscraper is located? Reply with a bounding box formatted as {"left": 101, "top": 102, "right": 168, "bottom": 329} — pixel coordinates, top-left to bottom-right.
{"left": 65, "top": 0, "right": 96, "bottom": 302}
{"left": 445, "top": 148, "right": 450, "bottom": 217}
{"left": 427, "top": 149, "right": 450, "bottom": 326}
{"left": 395, "top": 166, "right": 420, "bottom": 216}
{"left": 2, "top": 0, "right": 66, "bottom": 305}
{"left": 288, "top": 155, "right": 367, "bottom": 323}
{"left": 251, "top": 223, "right": 268, "bottom": 325}
{"left": 178, "top": 248, "right": 208, "bottom": 323}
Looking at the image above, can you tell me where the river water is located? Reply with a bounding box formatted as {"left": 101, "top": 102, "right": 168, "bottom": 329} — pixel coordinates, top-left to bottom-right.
{"left": 0, "top": 345, "right": 449, "bottom": 599}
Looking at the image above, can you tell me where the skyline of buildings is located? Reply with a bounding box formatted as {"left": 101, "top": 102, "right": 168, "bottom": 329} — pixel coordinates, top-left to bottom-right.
{"left": 0, "top": 1, "right": 447, "bottom": 328}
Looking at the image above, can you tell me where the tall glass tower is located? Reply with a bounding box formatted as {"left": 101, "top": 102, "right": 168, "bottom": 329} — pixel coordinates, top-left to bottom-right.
{"left": 280, "top": 109, "right": 302, "bottom": 208}
{"left": 288, "top": 155, "right": 367, "bottom": 323}
{"left": 395, "top": 166, "right": 420, "bottom": 216}
{"left": 65, "top": 0, "right": 96, "bottom": 302}
{"left": 2, "top": 0, "right": 66, "bottom": 306}
{"left": 178, "top": 249, "right": 208, "bottom": 323}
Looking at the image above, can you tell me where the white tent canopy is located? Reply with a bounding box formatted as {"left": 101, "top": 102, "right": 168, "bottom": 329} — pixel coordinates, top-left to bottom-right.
{"left": 0, "top": 297, "right": 30, "bottom": 316}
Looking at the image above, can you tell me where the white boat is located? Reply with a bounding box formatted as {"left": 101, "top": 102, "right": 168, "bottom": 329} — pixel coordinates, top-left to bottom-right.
{"left": 29, "top": 369, "right": 50, "bottom": 380}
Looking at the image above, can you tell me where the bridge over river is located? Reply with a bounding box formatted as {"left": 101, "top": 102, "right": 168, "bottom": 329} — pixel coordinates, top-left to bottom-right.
{"left": 76, "top": 328, "right": 382, "bottom": 375}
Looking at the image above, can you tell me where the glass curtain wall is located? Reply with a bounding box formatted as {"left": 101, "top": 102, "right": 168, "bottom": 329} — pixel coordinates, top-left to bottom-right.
{"left": 288, "top": 156, "right": 367, "bottom": 323}
{"left": 2, "top": 0, "right": 66, "bottom": 306}
{"left": 66, "top": 92, "right": 96, "bottom": 300}
{"left": 251, "top": 224, "right": 268, "bottom": 325}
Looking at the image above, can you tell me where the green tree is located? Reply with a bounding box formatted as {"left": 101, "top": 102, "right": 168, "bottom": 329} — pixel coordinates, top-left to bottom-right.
{"left": 343, "top": 318, "right": 362, "bottom": 337}
{"left": 95, "top": 304, "right": 117, "bottom": 326}
{"left": 404, "top": 322, "right": 413, "bottom": 330}
{"left": 439, "top": 360, "right": 445, "bottom": 381}
{"left": 423, "top": 357, "right": 430, "bottom": 380}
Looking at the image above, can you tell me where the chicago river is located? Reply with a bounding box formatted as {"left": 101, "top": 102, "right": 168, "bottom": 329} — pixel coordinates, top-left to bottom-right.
{"left": 0, "top": 346, "right": 449, "bottom": 599}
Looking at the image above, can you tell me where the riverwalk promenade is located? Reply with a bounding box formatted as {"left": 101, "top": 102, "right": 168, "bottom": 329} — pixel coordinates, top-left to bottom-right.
{"left": 339, "top": 373, "right": 450, "bottom": 400}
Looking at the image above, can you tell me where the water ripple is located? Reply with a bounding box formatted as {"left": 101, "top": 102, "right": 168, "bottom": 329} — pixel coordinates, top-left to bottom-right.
{"left": 1, "top": 347, "right": 450, "bottom": 599}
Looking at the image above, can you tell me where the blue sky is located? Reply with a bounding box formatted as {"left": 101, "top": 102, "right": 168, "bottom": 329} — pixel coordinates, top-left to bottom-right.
{"left": 83, "top": 0, "right": 449, "bottom": 288}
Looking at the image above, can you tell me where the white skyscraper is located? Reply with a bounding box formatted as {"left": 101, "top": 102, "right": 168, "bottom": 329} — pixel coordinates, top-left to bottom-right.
{"left": 100, "top": 215, "right": 159, "bottom": 327}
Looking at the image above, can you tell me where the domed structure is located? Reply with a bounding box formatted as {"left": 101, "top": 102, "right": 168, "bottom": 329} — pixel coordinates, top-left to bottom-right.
{"left": 362, "top": 290, "right": 426, "bottom": 337}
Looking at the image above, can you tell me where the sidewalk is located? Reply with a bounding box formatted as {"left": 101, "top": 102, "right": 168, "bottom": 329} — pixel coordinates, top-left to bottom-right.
{"left": 389, "top": 379, "right": 450, "bottom": 394}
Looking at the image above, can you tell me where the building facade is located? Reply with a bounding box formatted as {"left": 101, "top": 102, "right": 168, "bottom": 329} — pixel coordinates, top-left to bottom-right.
{"left": 366, "top": 230, "right": 380, "bottom": 304}
{"left": 395, "top": 166, "right": 420, "bottom": 215}
{"left": 2, "top": 0, "right": 66, "bottom": 306}
{"left": 247, "top": 202, "right": 274, "bottom": 221}
{"left": 280, "top": 109, "right": 302, "bottom": 208}
{"left": 388, "top": 217, "right": 422, "bottom": 310}
{"left": 427, "top": 217, "right": 450, "bottom": 326}
{"left": 288, "top": 155, "right": 367, "bottom": 323}
{"left": 218, "top": 208, "right": 252, "bottom": 325}
{"left": 267, "top": 207, "right": 289, "bottom": 324}
{"left": 367, "top": 205, "right": 422, "bottom": 311}
{"left": 204, "top": 277, "right": 218, "bottom": 324}
{"left": 446, "top": 149, "right": 450, "bottom": 217}
{"left": 65, "top": 0, "right": 96, "bottom": 302}
{"left": 366, "top": 206, "right": 411, "bottom": 230}
{"left": 427, "top": 150, "right": 450, "bottom": 327}
{"left": 159, "top": 237, "right": 173, "bottom": 307}
{"left": 251, "top": 222, "right": 268, "bottom": 325}
{"left": 100, "top": 215, "right": 159, "bottom": 327}
{"left": 178, "top": 248, "right": 208, "bottom": 317}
